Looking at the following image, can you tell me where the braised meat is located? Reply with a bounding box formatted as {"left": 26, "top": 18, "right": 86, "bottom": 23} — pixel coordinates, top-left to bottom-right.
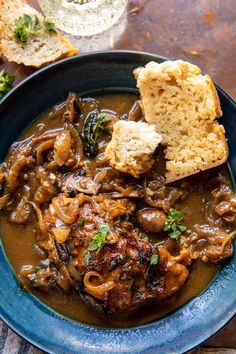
{"left": 27, "top": 193, "right": 190, "bottom": 314}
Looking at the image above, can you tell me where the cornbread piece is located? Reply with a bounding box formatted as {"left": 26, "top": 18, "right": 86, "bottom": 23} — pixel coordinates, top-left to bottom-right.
{"left": 0, "top": 0, "right": 78, "bottom": 67}
{"left": 134, "top": 60, "right": 228, "bottom": 183}
{"left": 105, "top": 120, "right": 162, "bottom": 177}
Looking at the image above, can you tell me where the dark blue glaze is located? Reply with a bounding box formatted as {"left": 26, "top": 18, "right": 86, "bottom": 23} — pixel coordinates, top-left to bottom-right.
{"left": 0, "top": 51, "right": 235, "bottom": 354}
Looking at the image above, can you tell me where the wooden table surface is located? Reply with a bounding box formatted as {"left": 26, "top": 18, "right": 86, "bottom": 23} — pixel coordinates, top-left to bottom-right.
{"left": 0, "top": 0, "right": 236, "bottom": 351}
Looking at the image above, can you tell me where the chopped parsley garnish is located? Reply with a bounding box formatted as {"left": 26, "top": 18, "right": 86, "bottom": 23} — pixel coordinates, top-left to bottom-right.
{"left": 84, "top": 250, "right": 91, "bottom": 264}
{"left": 0, "top": 70, "right": 14, "bottom": 98}
{"left": 77, "top": 219, "right": 85, "bottom": 227}
{"left": 87, "top": 223, "right": 110, "bottom": 254}
{"left": 120, "top": 213, "right": 129, "bottom": 222}
{"left": 48, "top": 279, "right": 57, "bottom": 287}
{"left": 82, "top": 112, "right": 110, "bottom": 157}
{"left": 44, "top": 21, "right": 56, "bottom": 34}
{"left": 150, "top": 254, "right": 159, "bottom": 265}
{"left": 164, "top": 208, "right": 187, "bottom": 240}
{"left": 125, "top": 252, "right": 132, "bottom": 260}
{"left": 93, "top": 113, "right": 110, "bottom": 140}
{"left": 14, "top": 14, "right": 39, "bottom": 43}
{"left": 35, "top": 264, "right": 44, "bottom": 271}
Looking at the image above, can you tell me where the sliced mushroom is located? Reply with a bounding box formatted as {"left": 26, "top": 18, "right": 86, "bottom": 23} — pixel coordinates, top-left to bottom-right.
{"left": 61, "top": 173, "right": 101, "bottom": 195}
{"left": 63, "top": 92, "right": 80, "bottom": 123}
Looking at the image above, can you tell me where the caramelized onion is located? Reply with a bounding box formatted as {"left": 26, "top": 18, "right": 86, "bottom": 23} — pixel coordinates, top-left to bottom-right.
{"left": 51, "top": 193, "right": 87, "bottom": 224}
{"left": 52, "top": 197, "right": 79, "bottom": 224}
{"left": 0, "top": 194, "right": 10, "bottom": 209}
{"left": 127, "top": 101, "right": 142, "bottom": 121}
{"left": 10, "top": 198, "right": 32, "bottom": 224}
{"left": 94, "top": 170, "right": 107, "bottom": 183}
{"left": 63, "top": 93, "right": 79, "bottom": 123}
{"left": 45, "top": 161, "right": 59, "bottom": 171}
{"left": 84, "top": 271, "right": 115, "bottom": 298}
{"left": 180, "top": 225, "right": 233, "bottom": 263}
{"left": 36, "top": 140, "right": 55, "bottom": 165}
{"left": 0, "top": 164, "right": 6, "bottom": 191}
{"left": 7, "top": 156, "right": 28, "bottom": 193}
{"left": 52, "top": 228, "right": 70, "bottom": 244}
{"left": 158, "top": 247, "right": 189, "bottom": 295}
{"left": 62, "top": 175, "right": 100, "bottom": 195}
{"left": 53, "top": 131, "right": 73, "bottom": 167}
{"left": 29, "top": 201, "right": 45, "bottom": 231}
{"left": 67, "top": 123, "right": 83, "bottom": 165}
{"left": 145, "top": 188, "right": 182, "bottom": 212}
{"left": 32, "top": 131, "right": 59, "bottom": 144}
{"left": 205, "top": 183, "right": 236, "bottom": 226}
{"left": 102, "top": 184, "right": 142, "bottom": 198}
{"left": 34, "top": 184, "right": 55, "bottom": 204}
{"left": 100, "top": 198, "right": 135, "bottom": 218}
{"left": 219, "top": 233, "right": 232, "bottom": 255}
{"left": 20, "top": 265, "right": 34, "bottom": 277}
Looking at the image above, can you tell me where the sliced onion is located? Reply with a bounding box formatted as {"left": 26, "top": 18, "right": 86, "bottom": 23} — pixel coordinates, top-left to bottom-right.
{"left": 29, "top": 201, "right": 45, "bottom": 231}
{"left": 52, "top": 228, "right": 70, "bottom": 244}
{"left": 83, "top": 271, "right": 115, "bottom": 298}
{"left": 36, "top": 140, "right": 54, "bottom": 165}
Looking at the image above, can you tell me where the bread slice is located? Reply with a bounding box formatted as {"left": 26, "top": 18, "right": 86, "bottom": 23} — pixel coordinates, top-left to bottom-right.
{"left": 0, "top": 0, "right": 78, "bottom": 67}
{"left": 105, "top": 120, "right": 162, "bottom": 177}
{"left": 134, "top": 60, "right": 228, "bottom": 183}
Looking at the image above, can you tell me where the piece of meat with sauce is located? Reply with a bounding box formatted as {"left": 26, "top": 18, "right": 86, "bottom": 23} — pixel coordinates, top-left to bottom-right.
{"left": 32, "top": 193, "right": 190, "bottom": 315}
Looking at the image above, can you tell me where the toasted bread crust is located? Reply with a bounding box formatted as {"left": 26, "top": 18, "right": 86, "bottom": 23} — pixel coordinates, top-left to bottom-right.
{"left": 135, "top": 60, "right": 228, "bottom": 183}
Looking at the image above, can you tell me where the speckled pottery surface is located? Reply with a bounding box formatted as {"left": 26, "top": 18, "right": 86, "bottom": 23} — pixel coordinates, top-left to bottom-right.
{"left": 0, "top": 51, "right": 235, "bottom": 354}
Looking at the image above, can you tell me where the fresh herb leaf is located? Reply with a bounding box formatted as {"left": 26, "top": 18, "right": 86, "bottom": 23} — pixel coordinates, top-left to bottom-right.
{"left": 77, "top": 219, "right": 84, "bottom": 227}
{"left": 164, "top": 208, "right": 187, "bottom": 240}
{"left": 179, "top": 225, "right": 187, "bottom": 232}
{"left": 87, "top": 223, "right": 109, "bottom": 254}
{"left": 48, "top": 279, "right": 57, "bottom": 287}
{"left": 169, "top": 229, "right": 181, "bottom": 239}
{"left": 125, "top": 252, "right": 132, "bottom": 260}
{"left": 44, "top": 21, "right": 56, "bottom": 34}
{"left": 120, "top": 213, "right": 129, "bottom": 222}
{"left": 82, "top": 111, "right": 110, "bottom": 157}
{"left": 84, "top": 251, "right": 91, "bottom": 264}
{"left": 93, "top": 113, "right": 110, "bottom": 140}
{"left": 150, "top": 254, "right": 159, "bottom": 265}
{"left": 35, "top": 264, "right": 44, "bottom": 271}
{"left": 88, "top": 240, "right": 100, "bottom": 251}
{"left": 0, "top": 70, "right": 14, "bottom": 98}
{"left": 99, "top": 224, "right": 109, "bottom": 234}
{"left": 14, "top": 14, "right": 39, "bottom": 43}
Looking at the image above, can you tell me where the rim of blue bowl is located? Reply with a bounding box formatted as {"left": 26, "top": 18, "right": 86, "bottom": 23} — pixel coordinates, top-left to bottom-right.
{"left": 0, "top": 50, "right": 235, "bottom": 354}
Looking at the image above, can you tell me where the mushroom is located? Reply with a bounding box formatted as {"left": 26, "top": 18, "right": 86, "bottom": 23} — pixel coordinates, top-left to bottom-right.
{"left": 137, "top": 208, "right": 166, "bottom": 234}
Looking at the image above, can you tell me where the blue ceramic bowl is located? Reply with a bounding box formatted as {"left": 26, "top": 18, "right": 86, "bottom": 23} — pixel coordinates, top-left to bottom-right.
{"left": 0, "top": 51, "right": 235, "bottom": 354}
